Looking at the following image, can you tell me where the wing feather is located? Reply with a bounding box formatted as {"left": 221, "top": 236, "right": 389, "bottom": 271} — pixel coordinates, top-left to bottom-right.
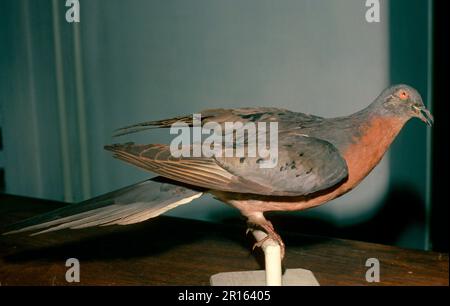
{"left": 105, "top": 136, "right": 348, "bottom": 196}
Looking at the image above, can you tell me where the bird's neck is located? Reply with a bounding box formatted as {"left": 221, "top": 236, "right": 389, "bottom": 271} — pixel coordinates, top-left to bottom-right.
{"left": 329, "top": 103, "right": 409, "bottom": 154}
{"left": 342, "top": 113, "right": 408, "bottom": 186}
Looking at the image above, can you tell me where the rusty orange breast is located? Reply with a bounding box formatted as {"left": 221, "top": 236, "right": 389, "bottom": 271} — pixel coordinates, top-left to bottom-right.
{"left": 340, "top": 115, "right": 406, "bottom": 191}
{"left": 280, "top": 115, "right": 407, "bottom": 211}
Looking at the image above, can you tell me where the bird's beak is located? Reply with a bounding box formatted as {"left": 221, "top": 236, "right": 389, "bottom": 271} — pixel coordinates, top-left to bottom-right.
{"left": 413, "top": 105, "right": 434, "bottom": 126}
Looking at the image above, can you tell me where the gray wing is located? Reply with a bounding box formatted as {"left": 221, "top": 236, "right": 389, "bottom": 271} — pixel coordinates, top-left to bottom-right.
{"left": 215, "top": 134, "right": 348, "bottom": 195}
{"left": 104, "top": 143, "right": 270, "bottom": 195}
{"left": 105, "top": 135, "right": 348, "bottom": 196}
{"left": 3, "top": 178, "right": 202, "bottom": 236}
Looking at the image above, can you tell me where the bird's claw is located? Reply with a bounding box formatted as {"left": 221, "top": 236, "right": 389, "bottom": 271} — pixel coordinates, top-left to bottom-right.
{"left": 247, "top": 223, "right": 285, "bottom": 259}
{"left": 252, "top": 235, "right": 270, "bottom": 250}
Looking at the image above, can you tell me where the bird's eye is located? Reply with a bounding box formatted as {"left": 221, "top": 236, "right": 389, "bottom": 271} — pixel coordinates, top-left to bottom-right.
{"left": 399, "top": 90, "right": 409, "bottom": 100}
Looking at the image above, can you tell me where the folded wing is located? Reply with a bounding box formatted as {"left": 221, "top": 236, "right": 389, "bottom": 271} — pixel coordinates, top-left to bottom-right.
{"left": 105, "top": 134, "right": 348, "bottom": 196}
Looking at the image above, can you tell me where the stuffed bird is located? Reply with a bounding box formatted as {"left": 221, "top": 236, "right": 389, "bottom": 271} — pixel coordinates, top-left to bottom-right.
{"left": 3, "top": 84, "right": 433, "bottom": 259}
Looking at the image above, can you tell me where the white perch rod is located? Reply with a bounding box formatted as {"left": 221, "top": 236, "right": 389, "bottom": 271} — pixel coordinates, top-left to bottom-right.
{"left": 252, "top": 230, "right": 282, "bottom": 286}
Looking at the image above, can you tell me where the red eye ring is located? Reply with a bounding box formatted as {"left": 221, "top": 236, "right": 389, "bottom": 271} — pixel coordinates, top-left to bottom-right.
{"left": 399, "top": 91, "right": 409, "bottom": 100}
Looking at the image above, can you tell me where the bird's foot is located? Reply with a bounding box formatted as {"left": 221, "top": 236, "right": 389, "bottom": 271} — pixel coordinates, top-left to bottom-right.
{"left": 247, "top": 219, "right": 285, "bottom": 259}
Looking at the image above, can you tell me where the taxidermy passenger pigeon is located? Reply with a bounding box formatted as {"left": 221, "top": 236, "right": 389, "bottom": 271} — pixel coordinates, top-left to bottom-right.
{"left": 4, "top": 84, "right": 433, "bottom": 258}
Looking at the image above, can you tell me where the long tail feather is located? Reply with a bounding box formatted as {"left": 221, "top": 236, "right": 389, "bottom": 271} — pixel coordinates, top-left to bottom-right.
{"left": 3, "top": 178, "right": 202, "bottom": 236}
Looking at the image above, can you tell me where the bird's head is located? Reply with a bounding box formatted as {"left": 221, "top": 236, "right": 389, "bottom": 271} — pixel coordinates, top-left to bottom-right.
{"left": 379, "top": 84, "right": 433, "bottom": 126}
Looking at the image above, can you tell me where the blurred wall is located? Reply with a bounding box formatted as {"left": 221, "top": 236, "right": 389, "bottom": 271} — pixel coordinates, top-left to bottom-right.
{"left": 0, "top": 0, "right": 431, "bottom": 248}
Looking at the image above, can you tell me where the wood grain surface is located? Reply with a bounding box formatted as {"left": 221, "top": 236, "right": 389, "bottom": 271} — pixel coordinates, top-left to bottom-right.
{"left": 0, "top": 194, "right": 448, "bottom": 286}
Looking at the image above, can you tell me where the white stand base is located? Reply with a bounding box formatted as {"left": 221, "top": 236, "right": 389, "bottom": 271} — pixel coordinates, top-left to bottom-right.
{"left": 210, "top": 229, "right": 320, "bottom": 286}
{"left": 210, "top": 268, "right": 320, "bottom": 286}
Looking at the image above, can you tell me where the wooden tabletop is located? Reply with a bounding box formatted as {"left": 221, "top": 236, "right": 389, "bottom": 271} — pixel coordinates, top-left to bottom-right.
{"left": 0, "top": 194, "right": 448, "bottom": 286}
